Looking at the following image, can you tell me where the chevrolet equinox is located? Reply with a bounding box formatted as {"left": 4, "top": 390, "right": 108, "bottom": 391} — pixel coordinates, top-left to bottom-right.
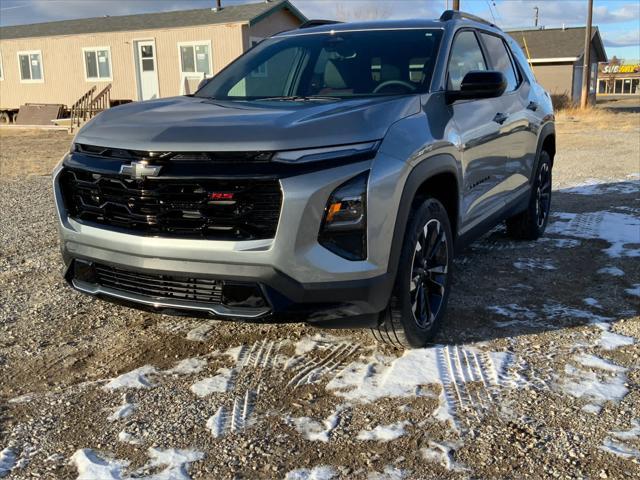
{"left": 54, "top": 11, "right": 555, "bottom": 348}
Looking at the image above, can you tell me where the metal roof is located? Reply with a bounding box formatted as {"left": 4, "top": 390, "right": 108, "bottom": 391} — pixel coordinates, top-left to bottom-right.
{"left": 505, "top": 26, "right": 607, "bottom": 63}
{"left": 0, "top": 0, "right": 306, "bottom": 40}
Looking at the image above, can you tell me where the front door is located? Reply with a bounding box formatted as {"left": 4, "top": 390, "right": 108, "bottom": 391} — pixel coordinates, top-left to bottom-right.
{"left": 447, "top": 30, "right": 507, "bottom": 232}
{"left": 136, "top": 40, "right": 159, "bottom": 100}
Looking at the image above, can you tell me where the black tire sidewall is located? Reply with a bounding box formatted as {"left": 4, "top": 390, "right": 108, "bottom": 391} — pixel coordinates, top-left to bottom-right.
{"left": 392, "top": 198, "right": 453, "bottom": 348}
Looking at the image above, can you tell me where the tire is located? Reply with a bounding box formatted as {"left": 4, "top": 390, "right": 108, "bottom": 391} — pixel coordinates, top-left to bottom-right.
{"left": 371, "top": 198, "right": 453, "bottom": 349}
{"left": 506, "top": 150, "right": 553, "bottom": 240}
{"left": 0, "top": 112, "right": 10, "bottom": 125}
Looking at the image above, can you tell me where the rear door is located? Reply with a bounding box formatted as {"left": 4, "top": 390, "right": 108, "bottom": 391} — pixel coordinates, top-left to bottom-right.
{"left": 479, "top": 32, "right": 539, "bottom": 204}
{"left": 448, "top": 30, "right": 508, "bottom": 232}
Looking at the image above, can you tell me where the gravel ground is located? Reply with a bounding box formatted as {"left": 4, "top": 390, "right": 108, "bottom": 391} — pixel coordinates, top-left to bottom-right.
{"left": 0, "top": 108, "right": 639, "bottom": 479}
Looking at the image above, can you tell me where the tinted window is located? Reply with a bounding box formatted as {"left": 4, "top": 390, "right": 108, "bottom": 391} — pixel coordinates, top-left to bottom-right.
{"left": 448, "top": 31, "right": 486, "bottom": 90}
{"left": 197, "top": 29, "right": 443, "bottom": 100}
{"left": 481, "top": 33, "right": 519, "bottom": 91}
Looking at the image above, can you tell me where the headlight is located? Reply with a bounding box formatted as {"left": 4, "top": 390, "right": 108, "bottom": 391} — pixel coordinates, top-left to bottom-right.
{"left": 318, "top": 171, "right": 368, "bottom": 261}
{"left": 273, "top": 141, "right": 379, "bottom": 164}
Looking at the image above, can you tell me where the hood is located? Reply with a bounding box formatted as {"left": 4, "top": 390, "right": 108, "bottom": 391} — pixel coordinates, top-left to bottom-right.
{"left": 74, "top": 95, "right": 421, "bottom": 152}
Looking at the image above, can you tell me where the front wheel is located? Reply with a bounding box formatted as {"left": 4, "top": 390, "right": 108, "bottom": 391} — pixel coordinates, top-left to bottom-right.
{"left": 506, "top": 150, "right": 553, "bottom": 240}
{"left": 371, "top": 198, "right": 453, "bottom": 349}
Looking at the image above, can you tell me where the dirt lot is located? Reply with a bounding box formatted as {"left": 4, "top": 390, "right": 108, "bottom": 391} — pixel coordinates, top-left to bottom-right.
{"left": 0, "top": 107, "right": 639, "bottom": 479}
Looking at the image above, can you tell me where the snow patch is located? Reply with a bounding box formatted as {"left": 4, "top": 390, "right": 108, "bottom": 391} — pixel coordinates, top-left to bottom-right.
{"left": 117, "top": 431, "right": 141, "bottom": 445}
{"left": 357, "top": 421, "right": 409, "bottom": 441}
{"left": 367, "top": 465, "right": 407, "bottom": 479}
{"left": 190, "top": 368, "right": 234, "bottom": 397}
{"left": 547, "top": 211, "right": 640, "bottom": 258}
{"left": 205, "top": 407, "right": 226, "bottom": 438}
{"left": 165, "top": 358, "right": 207, "bottom": 375}
{"left": 422, "top": 440, "right": 466, "bottom": 471}
{"left": 103, "top": 366, "right": 157, "bottom": 390}
{"left": 288, "top": 408, "right": 342, "bottom": 442}
{"left": 583, "top": 298, "right": 603, "bottom": 309}
{"left": 626, "top": 284, "right": 640, "bottom": 297}
{"left": 600, "top": 438, "right": 640, "bottom": 460}
{"left": 543, "top": 303, "right": 612, "bottom": 323}
{"left": 560, "top": 362, "right": 628, "bottom": 406}
{"left": 185, "top": 323, "right": 214, "bottom": 342}
{"left": 107, "top": 394, "right": 134, "bottom": 422}
{"left": 562, "top": 179, "right": 640, "bottom": 196}
{"left": 597, "top": 266, "right": 625, "bottom": 277}
{"left": 285, "top": 465, "right": 337, "bottom": 480}
{"left": 144, "top": 448, "right": 204, "bottom": 480}
{"left": 70, "top": 449, "right": 128, "bottom": 480}
{"left": 327, "top": 349, "right": 441, "bottom": 402}
{"left": 575, "top": 354, "right": 625, "bottom": 372}
{"left": 513, "top": 258, "right": 557, "bottom": 271}
{"left": 594, "top": 322, "right": 635, "bottom": 350}
{"left": 0, "top": 448, "right": 16, "bottom": 478}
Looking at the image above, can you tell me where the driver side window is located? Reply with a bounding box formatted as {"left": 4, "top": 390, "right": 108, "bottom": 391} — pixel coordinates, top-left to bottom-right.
{"left": 447, "top": 31, "right": 487, "bottom": 90}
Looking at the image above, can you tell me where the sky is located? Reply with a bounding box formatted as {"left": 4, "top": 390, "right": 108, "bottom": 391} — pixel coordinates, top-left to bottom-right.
{"left": 1, "top": 0, "right": 638, "bottom": 61}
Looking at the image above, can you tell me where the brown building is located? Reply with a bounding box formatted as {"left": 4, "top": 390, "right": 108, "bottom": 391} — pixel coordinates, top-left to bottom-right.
{"left": 0, "top": 0, "right": 306, "bottom": 121}
{"left": 506, "top": 26, "right": 607, "bottom": 104}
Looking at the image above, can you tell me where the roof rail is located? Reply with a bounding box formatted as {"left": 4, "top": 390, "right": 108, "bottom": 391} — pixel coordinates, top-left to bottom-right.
{"left": 440, "top": 10, "right": 499, "bottom": 29}
{"left": 299, "top": 19, "right": 342, "bottom": 29}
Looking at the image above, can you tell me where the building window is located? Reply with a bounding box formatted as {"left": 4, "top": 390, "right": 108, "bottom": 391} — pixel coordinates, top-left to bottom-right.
{"left": 83, "top": 47, "right": 112, "bottom": 81}
{"left": 178, "top": 42, "right": 211, "bottom": 76}
{"left": 17, "top": 50, "right": 43, "bottom": 82}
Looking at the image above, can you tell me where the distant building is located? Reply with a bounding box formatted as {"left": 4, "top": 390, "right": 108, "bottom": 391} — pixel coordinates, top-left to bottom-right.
{"left": 598, "top": 62, "right": 640, "bottom": 96}
{"left": 0, "top": 0, "right": 306, "bottom": 119}
{"left": 506, "top": 26, "right": 607, "bottom": 104}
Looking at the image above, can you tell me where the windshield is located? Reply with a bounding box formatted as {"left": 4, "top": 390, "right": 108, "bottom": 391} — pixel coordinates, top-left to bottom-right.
{"left": 196, "top": 29, "right": 443, "bottom": 100}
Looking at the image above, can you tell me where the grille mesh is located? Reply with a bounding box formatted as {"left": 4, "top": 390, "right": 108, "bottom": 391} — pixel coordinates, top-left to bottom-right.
{"left": 94, "top": 263, "right": 224, "bottom": 304}
{"left": 60, "top": 169, "right": 282, "bottom": 240}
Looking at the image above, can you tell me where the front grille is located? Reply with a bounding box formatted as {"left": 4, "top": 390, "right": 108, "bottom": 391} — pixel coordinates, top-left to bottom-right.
{"left": 60, "top": 169, "right": 282, "bottom": 240}
{"left": 94, "top": 263, "right": 224, "bottom": 304}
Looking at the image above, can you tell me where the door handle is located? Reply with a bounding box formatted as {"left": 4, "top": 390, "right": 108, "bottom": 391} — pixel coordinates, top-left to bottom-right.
{"left": 527, "top": 101, "right": 539, "bottom": 111}
{"left": 493, "top": 112, "right": 508, "bottom": 125}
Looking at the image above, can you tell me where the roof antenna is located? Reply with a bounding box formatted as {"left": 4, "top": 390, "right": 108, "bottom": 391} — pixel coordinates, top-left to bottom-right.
{"left": 533, "top": 6, "right": 539, "bottom": 27}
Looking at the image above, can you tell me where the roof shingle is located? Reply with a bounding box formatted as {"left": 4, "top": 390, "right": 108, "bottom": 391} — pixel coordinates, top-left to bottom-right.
{"left": 0, "top": 0, "right": 305, "bottom": 40}
{"left": 506, "top": 26, "right": 607, "bottom": 62}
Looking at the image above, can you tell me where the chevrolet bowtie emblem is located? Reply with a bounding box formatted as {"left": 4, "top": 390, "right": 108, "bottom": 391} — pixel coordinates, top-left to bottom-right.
{"left": 119, "top": 161, "right": 162, "bottom": 179}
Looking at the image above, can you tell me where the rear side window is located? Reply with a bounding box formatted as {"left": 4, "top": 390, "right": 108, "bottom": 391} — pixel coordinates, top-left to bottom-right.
{"left": 480, "top": 33, "right": 520, "bottom": 92}
{"left": 447, "top": 31, "right": 487, "bottom": 90}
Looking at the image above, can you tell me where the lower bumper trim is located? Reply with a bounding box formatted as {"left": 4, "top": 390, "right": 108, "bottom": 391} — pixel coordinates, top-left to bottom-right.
{"left": 71, "top": 279, "right": 272, "bottom": 319}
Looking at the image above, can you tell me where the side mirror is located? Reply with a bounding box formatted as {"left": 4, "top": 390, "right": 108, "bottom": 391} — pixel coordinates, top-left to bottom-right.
{"left": 447, "top": 70, "right": 507, "bottom": 102}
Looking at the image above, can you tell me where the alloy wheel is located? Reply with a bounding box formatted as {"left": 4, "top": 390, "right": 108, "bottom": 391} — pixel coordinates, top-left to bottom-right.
{"left": 535, "top": 163, "right": 551, "bottom": 228}
{"left": 409, "top": 219, "right": 448, "bottom": 329}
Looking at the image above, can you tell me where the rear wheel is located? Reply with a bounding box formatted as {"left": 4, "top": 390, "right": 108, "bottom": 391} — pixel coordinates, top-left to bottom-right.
{"left": 371, "top": 198, "right": 453, "bottom": 349}
{"left": 506, "top": 150, "right": 552, "bottom": 240}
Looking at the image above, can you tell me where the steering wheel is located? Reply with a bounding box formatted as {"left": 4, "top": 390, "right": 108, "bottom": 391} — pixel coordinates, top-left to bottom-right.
{"left": 373, "top": 80, "right": 417, "bottom": 94}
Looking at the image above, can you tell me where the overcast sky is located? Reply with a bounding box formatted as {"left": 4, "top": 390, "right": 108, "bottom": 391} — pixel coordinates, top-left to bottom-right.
{"left": 1, "top": 0, "right": 638, "bottom": 60}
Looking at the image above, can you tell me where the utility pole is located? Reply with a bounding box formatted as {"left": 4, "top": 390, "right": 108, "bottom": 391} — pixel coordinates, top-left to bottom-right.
{"left": 533, "top": 6, "right": 539, "bottom": 27}
{"left": 453, "top": 0, "right": 460, "bottom": 11}
{"left": 580, "top": 0, "right": 593, "bottom": 108}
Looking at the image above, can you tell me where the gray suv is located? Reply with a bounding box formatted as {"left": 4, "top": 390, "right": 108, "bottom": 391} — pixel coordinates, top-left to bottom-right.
{"left": 54, "top": 11, "right": 555, "bottom": 348}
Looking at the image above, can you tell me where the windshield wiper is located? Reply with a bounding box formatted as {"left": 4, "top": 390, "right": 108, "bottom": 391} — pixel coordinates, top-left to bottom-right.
{"left": 256, "top": 95, "right": 343, "bottom": 102}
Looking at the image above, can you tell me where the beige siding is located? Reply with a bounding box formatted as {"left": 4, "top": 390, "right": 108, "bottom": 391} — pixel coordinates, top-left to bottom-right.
{"left": 246, "top": 9, "right": 301, "bottom": 46}
{"left": 0, "top": 10, "right": 300, "bottom": 110}
{"left": 530, "top": 63, "right": 574, "bottom": 96}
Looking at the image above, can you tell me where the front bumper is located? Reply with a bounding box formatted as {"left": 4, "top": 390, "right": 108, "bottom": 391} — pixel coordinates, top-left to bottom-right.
{"left": 53, "top": 155, "right": 403, "bottom": 326}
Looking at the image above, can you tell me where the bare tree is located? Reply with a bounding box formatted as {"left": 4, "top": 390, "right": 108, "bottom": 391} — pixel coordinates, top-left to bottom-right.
{"left": 333, "top": 3, "right": 391, "bottom": 21}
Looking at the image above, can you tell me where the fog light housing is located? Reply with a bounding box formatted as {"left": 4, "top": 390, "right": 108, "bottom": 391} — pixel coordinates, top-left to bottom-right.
{"left": 318, "top": 171, "right": 368, "bottom": 260}
{"left": 73, "top": 259, "right": 97, "bottom": 284}
{"left": 222, "top": 283, "right": 267, "bottom": 309}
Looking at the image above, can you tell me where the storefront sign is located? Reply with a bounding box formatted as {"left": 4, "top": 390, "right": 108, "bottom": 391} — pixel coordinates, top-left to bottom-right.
{"left": 602, "top": 64, "right": 640, "bottom": 74}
